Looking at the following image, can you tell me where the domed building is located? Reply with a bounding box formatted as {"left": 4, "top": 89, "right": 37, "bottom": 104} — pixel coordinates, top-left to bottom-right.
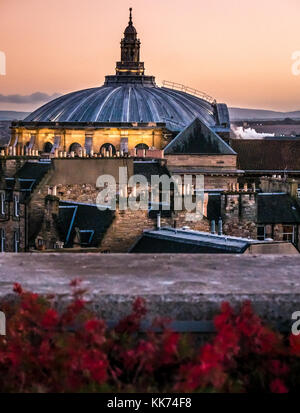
{"left": 10, "top": 8, "right": 230, "bottom": 155}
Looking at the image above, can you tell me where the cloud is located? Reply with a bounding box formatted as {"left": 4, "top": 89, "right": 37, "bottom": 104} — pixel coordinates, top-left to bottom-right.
{"left": 0, "top": 92, "right": 61, "bottom": 104}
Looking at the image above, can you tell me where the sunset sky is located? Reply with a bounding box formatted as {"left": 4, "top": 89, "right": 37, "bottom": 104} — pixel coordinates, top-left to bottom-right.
{"left": 0, "top": 0, "right": 299, "bottom": 112}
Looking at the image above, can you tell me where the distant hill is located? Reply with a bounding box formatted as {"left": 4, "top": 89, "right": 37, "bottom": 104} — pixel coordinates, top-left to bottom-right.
{"left": 0, "top": 111, "right": 29, "bottom": 121}
{"left": 1, "top": 108, "right": 300, "bottom": 122}
{"left": 229, "top": 108, "right": 300, "bottom": 121}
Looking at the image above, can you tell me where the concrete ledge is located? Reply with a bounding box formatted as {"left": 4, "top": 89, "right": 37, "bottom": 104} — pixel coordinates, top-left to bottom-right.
{"left": 0, "top": 253, "right": 299, "bottom": 330}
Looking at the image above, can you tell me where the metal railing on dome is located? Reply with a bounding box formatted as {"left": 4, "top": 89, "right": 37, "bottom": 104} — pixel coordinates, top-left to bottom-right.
{"left": 162, "top": 80, "right": 216, "bottom": 105}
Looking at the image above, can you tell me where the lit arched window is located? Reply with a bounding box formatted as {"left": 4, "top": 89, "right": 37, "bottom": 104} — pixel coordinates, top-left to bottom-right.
{"left": 100, "top": 143, "right": 116, "bottom": 156}
{"left": 69, "top": 142, "right": 82, "bottom": 155}
{"left": 135, "top": 143, "right": 149, "bottom": 150}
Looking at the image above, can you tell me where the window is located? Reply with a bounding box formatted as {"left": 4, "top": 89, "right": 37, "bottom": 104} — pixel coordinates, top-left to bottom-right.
{"left": 282, "top": 225, "right": 295, "bottom": 243}
{"left": 100, "top": 143, "right": 116, "bottom": 156}
{"left": 37, "top": 238, "right": 44, "bottom": 248}
{"left": 257, "top": 225, "right": 265, "bottom": 240}
{"left": 14, "top": 194, "right": 19, "bottom": 217}
{"left": 0, "top": 192, "right": 5, "bottom": 215}
{"left": 135, "top": 143, "right": 149, "bottom": 150}
{"left": 14, "top": 229, "right": 20, "bottom": 252}
{"left": 0, "top": 228, "right": 5, "bottom": 252}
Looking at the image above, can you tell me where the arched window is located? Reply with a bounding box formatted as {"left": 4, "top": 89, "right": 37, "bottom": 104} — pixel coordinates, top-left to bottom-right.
{"left": 100, "top": 143, "right": 116, "bottom": 156}
{"left": 44, "top": 142, "right": 53, "bottom": 153}
{"left": 135, "top": 143, "right": 149, "bottom": 150}
{"left": 69, "top": 142, "right": 82, "bottom": 156}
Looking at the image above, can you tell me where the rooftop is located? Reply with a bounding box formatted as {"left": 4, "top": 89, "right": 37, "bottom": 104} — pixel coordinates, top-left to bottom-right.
{"left": 231, "top": 139, "right": 300, "bottom": 172}
{"left": 165, "top": 117, "right": 234, "bottom": 155}
{"left": 130, "top": 227, "right": 297, "bottom": 254}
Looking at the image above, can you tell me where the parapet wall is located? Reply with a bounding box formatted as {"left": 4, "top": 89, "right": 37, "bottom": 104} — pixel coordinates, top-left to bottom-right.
{"left": 49, "top": 158, "right": 134, "bottom": 185}
{"left": 0, "top": 253, "right": 299, "bottom": 332}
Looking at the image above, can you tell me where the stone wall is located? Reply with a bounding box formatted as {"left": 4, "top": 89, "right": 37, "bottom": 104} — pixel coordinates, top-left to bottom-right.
{"left": 49, "top": 158, "right": 134, "bottom": 186}
{"left": 0, "top": 158, "right": 28, "bottom": 177}
{"left": 100, "top": 209, "right": 210, "bottom": 252}
{"left": 55, "top": 184, "right": 99, "bottom": 204}
{"left": 0, "top": 253, "right": 299, "bottom": 331}
{"left": 165, "top": 154, "right": 237, "bottom": 169}
{"left": 0, "top": 198, "right": 26, "bottom": 252}
{"left": 35, "top": 195, "right": 61, "bottom": 250}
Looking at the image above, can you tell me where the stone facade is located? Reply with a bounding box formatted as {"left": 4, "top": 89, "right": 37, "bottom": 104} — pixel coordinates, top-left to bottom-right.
{"left": 218, "top": 186, "right": 300, "bottom": 250}
{"left": 165, "top": 154, "right": 240, "bottom": 190}
{"left": 100, "top": 208, "right": 210, "bottom": 253}
{"left": 10, "top": 126, "right": 167, "bottom": 155}
{"left": 0, "top": 189, "right": 26, "bottom": 252}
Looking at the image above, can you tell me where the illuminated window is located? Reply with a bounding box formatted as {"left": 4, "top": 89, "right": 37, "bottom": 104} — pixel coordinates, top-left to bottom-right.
{"left": 135, "top": 143, "right": 149, "bottom": 150}
{"left": 282, "top": 225, "right": 295, "bottom": 243}
{"left": 100, "top": 143, "right": 116, "bottom": 156}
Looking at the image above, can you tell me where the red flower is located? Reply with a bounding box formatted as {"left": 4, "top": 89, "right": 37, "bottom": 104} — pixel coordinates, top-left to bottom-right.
{"left": 200, "top": 343, "right": 220, "bottom": 367}
{"left": 81, "top": 350, "right": 107, "bottom": 384}
{"left": 270, "top": 378, "right": 288, "bottom": 393}
{"left": 214, "top": 302, "right": 234, "bottom": 331}
{"left": 70, "top": 278, "right": 82, "bottom": 287}
{"left": 268, "top": 360, "right": 289, "bottom": 376}
{"left": 69, "top": 298, "right": 85, "bottom": 314}
{"left": 84, "top": 319, "right": 104, "bottom": 333}
{"left": 161, "top": 332, "right": 179, "bottom": 364}
{"left": 41, "top": 309, "right": 59, "bottom": 328}
{"left": 13, "top": 283, "right": 22, "bottom": 295}
{"left": 289, "top": 334, "right": 300, "bottom": 356}
{"left": 133, "top": 297, "right": 147, "bottom": 316}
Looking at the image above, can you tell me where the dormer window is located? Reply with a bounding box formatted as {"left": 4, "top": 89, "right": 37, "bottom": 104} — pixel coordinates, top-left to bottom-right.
{"left": 14, "top": 194, "right": 19, "bottom": 217}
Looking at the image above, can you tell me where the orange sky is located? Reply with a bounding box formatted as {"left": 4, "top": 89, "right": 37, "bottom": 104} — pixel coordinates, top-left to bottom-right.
{"left": 0, "top": 0, "right": 300, "bottom": 112}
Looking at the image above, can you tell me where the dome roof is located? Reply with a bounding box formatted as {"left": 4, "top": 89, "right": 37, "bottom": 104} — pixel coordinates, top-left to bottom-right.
{"left": 24, "top": 84, "right": 219, "bottom": 132}
{"left": 23, "top": 9, "right": 230, "bottom": 133}
{"left": 124, "top": 24, "right": 137, "bottom": 34}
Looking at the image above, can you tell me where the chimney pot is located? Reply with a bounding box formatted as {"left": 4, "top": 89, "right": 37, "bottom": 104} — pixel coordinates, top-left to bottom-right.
{"left": 157, "top": 212, "right": 161, "bottom": 230}
{"left": 218, "top": 218, "right": 223, "bottom": 236}
{"left": 211, "top": 220, "right": 216, "bottom": 234}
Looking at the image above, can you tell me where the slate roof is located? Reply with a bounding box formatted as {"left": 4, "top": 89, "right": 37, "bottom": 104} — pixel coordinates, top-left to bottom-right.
{"left": 257, "top": 193, "right": 300, "bottom": 224}
{"left": 130, "top": 227, "right": 265, "bottom": 254}
{"left": 231, "top": 139, "right": 300, "bottom": 171}
{"left": 15, "top": 161, "right": 51, "bottom": 181}
{"left": 0, "top": 121, "right": 11, "bottom": 147}
{"left": 4, "top": 161, "right": 51, "bottom": 194}
{"left": 164, "top": 117, "right": 236, "bottom": 155}
{"left": 58, "top": 201, "right": 114, "bottom": 248}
